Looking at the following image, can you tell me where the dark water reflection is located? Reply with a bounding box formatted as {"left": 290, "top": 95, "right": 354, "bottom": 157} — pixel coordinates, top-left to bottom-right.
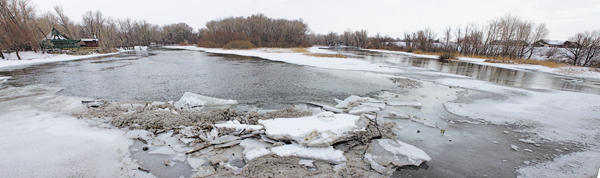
{"left": 337, "top": 48, "right": 600, "bottom": 95}
{"left": 0, "top": 50, "right": 401, "bottom": 108}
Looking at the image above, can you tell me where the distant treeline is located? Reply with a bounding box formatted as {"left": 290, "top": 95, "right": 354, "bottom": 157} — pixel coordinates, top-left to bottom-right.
{"left": 1, "top": 0, "right": 197, "bottom": 59}
{"left": 318, "top": 14, "right": 598, "bottom": 67}
{"left": 197, "top": 13, "right": 310, "bottom": 48}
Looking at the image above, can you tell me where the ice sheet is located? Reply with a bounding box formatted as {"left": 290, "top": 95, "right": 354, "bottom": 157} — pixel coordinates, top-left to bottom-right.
{"left": 174, "top": 92, "right": 238, "bottom": 109}
{"left": 259, "top": 113, "right": 363, "bottom": 146}
{"left": 271, "top": 144, "right": 346, "bottom": 164}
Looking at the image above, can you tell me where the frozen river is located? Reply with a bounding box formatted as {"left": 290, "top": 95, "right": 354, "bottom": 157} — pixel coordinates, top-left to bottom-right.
{"left": 1, "top": 48, "right": 598, "bottom": 177}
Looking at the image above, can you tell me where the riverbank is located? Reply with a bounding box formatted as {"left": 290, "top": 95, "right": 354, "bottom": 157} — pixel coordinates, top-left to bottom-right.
{"left": 364, "top": 48, "right": 600, "bottom": 79}
{"left": 0, "top": 51, "right": 120, "bottom": 70}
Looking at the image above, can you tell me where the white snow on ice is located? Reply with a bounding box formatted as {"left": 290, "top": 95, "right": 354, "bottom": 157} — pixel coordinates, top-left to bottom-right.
{"left": 259, "top": 113, "right": 363, "bottom": 146}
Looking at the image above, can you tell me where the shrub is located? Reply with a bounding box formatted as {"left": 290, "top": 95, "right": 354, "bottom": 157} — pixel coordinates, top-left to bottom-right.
{"left": 223, "top": 41, "right": 256, "bottom": 49}
{"left": 178, "top": 42, "right": 189, "bottom": 46}
{"left": 196, "top": 41, "right": 220, "bottom": 48}
{"left": 439, "top": 53, "right": 456, "bottom": 60}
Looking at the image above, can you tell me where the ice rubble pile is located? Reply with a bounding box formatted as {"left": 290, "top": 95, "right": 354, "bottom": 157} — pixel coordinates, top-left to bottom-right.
{"left": 79, "top": 91, "right": 431, "bottom": 177}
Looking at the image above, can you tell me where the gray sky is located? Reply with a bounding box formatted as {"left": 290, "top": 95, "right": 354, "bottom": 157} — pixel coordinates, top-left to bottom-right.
{"left": 31, "top": 0, "right": 600, "bottom": 40}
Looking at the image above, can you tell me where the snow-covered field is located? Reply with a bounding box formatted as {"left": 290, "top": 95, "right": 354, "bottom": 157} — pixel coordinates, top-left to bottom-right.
{"left": 0, "top": 51, "right": 119, "bottom": 70}
{"left": 0, "top": 85, "right": 154, "bottom": 178}
{"left": 166, "top": 45, "right": 600, "bottom": 177}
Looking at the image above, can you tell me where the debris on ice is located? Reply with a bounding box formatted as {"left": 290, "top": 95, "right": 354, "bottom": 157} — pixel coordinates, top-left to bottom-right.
{"left": 364, "top": 139, "right": 431, "bottom": 169}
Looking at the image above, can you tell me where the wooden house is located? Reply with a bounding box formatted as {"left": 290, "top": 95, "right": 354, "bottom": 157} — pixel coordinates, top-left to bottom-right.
{"left": 533, "top": 40, "right": 577, "bottom": 48}
{"left": 80, "top": 38, "right": 99, "bottom": 48}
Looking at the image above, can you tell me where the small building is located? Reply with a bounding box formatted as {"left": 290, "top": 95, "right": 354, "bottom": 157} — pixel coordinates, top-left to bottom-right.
{"left": 43, "top": 27, "right": 80, "bottom": 49}
{"left": 80, "top": 38, "right": 99, "bottom": 48}
{"left": 533, "top": 40, "right": 577, "bottom": 48}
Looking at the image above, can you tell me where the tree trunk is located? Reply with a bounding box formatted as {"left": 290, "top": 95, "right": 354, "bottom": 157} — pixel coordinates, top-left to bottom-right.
{"left": 16, "top": 50, "right": 21, "bottom": 60}
{"left": 0, "top": 52, "right": 4, "bottom": 60}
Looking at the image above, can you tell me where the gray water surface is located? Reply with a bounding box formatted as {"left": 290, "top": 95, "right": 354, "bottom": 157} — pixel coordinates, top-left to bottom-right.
{"left": 1, "top": 50, "right": 402, "bottom": 108}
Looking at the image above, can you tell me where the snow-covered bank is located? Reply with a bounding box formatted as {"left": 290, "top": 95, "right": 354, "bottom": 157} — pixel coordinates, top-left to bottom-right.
{"left": 163, "top": 46, "right": 401, "bottom": 73}
{"left": 0, "top": 85, "right": 154, "bottom": 178}
{"left": 0, "top": 51, "right": 119, "bottom": 70}
{"left": 364, "top": 48, "right": 600, "bottom": 79}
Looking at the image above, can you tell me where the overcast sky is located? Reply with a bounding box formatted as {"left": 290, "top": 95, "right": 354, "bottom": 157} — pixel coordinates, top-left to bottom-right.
{"left": 30, "top": 0, "right": 600, "bottom": 41}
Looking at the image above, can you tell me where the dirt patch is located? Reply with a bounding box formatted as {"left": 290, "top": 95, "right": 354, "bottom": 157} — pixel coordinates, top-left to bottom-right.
{"left": 245, "top": 107, "right": 313, "bottom": 125}
{"left": 240, "top": 155, "right": 334, "bottom": 178}
{"left": 111, "top": 110, "right": 190, "bottom": 129}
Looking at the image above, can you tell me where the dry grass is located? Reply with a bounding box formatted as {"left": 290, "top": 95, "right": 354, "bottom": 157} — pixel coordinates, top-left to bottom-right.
{"left": 304, "top": 53, "right": 347, "bottom": 58}
{"left": 412, "top": 50, "right": 563, "bottom": 68}
{"left": 476, "top": 55, "right": 564, "bottom": 68}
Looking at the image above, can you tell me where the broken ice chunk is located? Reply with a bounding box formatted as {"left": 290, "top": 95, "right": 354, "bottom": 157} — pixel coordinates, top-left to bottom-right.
{"left": 511, "top": 145, "right": 520, "bottom": 151}
{"left": 188, "top": 157, "right": 207, "bottom": 170}
{"left": 386, "top": 99, "right": 422, "bottom": 108}
{"left": 195, "top": 166, "right": 216, "bottom": 177}
{"left": 361, "top": 102, "right": 386, "bottom": 109}
{"left": 348, "top": 105, "right": 380, "bottom": 114}
{"left": 518, "top": 138, "right": 536, "bottom": 144}
{"left": 174, "top": 92, "right": 238, "bottom": 109}
{"left": 164, "top": 160, "right": 176, "bottom": 167}
{"left": 364, "top": 139, "right": 431, "bottom": 174}
{"left": 208, "top": 135, "right": 240, "bottom": 145}
{"left": 271, "top": 144, "right": 346, "bottom": 164}
{"left": 335, "top": 95, "right": 375, "bottom": 109}
{"left": 239, "top": 139, "right": 272, "bottom": 161}
{"left": 214, "top": 121, "right": 264, "bottom": 131}
{"left": 172, "top": 154, "right": 186, "bottom": 162}
{"left": 259, "top": 114, "right": 364, "bottom": 146}
{"left": 307, "top": 102, "right": 344, "bottom": 113}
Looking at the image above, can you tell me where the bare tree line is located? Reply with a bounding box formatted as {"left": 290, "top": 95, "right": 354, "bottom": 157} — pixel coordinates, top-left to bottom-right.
{"left": 1, "top": 0, "right": 197, "bottom": 59}
{"left": 197, "top": 13, "right": 310, "bottom": 48}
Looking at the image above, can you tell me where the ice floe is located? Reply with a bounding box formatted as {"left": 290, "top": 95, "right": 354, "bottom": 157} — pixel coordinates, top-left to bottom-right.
{"left": 174, "top": 92, "right": 238, "bottom": 109}
{"left": 259, "top": 113, "right": 364, "bottom": 146}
